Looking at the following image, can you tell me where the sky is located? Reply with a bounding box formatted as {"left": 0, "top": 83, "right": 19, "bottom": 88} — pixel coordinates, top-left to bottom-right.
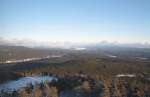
{"left": 0, "top": 0, "right": 150, "bottom": 44}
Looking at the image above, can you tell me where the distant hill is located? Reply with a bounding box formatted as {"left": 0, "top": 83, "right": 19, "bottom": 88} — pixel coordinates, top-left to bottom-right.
{"left": 0, "top": 45, "right": 65, "bottom": 62}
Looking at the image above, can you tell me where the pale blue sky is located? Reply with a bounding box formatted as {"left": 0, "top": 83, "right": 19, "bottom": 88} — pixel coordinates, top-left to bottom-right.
{"left": 0, "top": 0, "right": 150, "bottom": 43}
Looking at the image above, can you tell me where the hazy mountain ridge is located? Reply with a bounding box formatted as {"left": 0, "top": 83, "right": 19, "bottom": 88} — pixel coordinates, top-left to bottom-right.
{"left": 0, "top": 37, "right": 150, "bottom": 49}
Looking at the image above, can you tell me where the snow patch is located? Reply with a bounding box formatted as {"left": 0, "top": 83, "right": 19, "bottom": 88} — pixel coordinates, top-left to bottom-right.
{"left": 116, "top": 74, "right": 136, "bottom": 78}
{"left": 106, "top": 54, "right": 117, "bottom": 58}
{"left": 2, "top": 55, "right": 63, "bottom": 64}
{"left": 74, "top": 48, "right": 86, "bottom": 51}
{"left": 0, "top": 76, "right": 57, "bottom": 92}
{"left": 136, "top": 57, "right": 147, "bottom": 60}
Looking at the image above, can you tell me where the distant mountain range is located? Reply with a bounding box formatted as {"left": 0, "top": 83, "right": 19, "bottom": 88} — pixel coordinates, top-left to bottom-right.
{"left": 0, "top": 37, "right": 150, "bottom": 49}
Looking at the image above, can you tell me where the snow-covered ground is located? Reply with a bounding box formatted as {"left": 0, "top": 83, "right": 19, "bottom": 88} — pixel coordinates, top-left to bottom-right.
{"left": 135, "top": 57, "right": 148, "bottom": 60}
{"left": 1, "top": 55, "right": 63, "bottom": 64}
{"left": 4, "top": 58, "right": 41, "bottom": 63}
{"left": 106, "top": 54, "right": 117, "bottom": 58}
{"left": 73, "top": 47, "right": 87, "bottom": 51}
{"left": 116, "top": 74, "right": 136, "bottom": 78}
{"left": 0, "top": 76, "right": 57, "bottom": 92}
